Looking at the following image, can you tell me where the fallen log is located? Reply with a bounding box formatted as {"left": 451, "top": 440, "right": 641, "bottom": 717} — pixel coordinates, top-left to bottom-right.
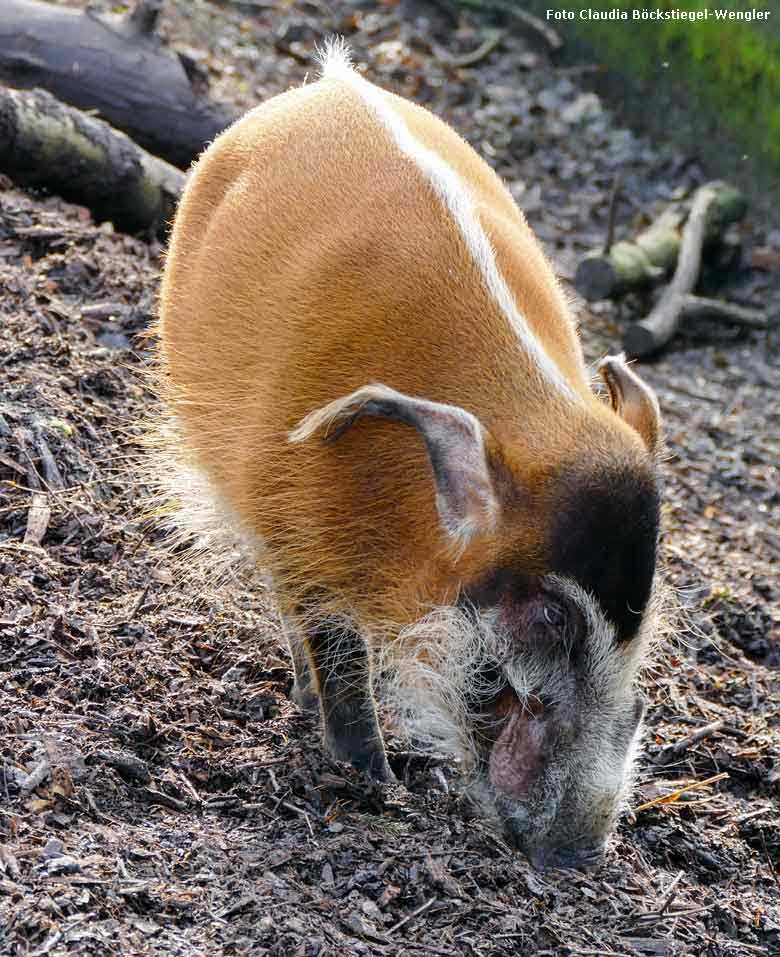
{"left": 0, "top": 85, "right": 185, "bottom": 236}
{"left": 623, "top": 184, "right": 769, "bottom": 358}
{"left": 0, "top": 0, "right": 238, "bottom": 169}
{"left": 575, "top": 182, "right": 747, "bottom": 301}
{"left": 455, "top": 1, "right": 563, "bottom": 50}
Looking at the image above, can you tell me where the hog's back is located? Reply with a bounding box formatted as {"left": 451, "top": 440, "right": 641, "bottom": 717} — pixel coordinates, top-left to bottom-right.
{"left": 158, "top": 70, "right": 593, "bottom": 621}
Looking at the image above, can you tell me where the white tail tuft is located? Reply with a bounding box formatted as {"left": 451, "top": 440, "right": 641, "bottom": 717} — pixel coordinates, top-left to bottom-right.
{"left": 316, "top": 36, "right": 353, "bottom": 78}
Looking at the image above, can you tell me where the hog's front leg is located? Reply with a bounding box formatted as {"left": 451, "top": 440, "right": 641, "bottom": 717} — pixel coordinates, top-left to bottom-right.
{"left": 304, "top": 620, "right": 395, "bottom": 783}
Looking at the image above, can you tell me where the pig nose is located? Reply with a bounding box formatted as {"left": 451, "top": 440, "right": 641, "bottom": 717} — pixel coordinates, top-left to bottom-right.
{"left": 532, "top": 843, "right": 605, "bottom": 871}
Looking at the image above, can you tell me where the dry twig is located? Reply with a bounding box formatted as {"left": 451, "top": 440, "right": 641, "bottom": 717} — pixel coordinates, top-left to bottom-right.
{"left": 436, "top": 29, "right": 505, "bottom": 68}
{"left": 653, "top": 719, "right": 724, "bottom": 765}
{"left": 659, "top": 870, "right": 685, "bottom": 914}
{"left": 142, "top": 787, "right": 188, "bottom": 812}
{"left": 678, "top": 295, "right": 769, "bottom": 329}
{"left": 632, "top": 772, "right": 730, "bottom": 814}
{"left": 387, "top": 896, "right": 437, "bottom": 936}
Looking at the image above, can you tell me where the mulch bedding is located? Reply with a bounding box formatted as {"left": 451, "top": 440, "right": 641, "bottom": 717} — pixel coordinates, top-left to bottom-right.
{"left": 1, "top": 1, "right": 779, "bottom": 955}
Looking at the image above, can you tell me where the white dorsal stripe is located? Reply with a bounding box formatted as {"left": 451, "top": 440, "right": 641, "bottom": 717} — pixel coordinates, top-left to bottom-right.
{"left": 319, "top": 40, "right": 578, "bottom": 402}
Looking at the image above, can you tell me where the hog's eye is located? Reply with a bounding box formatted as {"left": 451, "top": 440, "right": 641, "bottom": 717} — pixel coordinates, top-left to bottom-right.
{"left": 542, "top": 602, "right": 567, "bottom": 630}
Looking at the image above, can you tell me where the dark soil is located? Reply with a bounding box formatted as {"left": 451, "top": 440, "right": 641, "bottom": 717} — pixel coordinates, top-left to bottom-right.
{"left": 1, "top": 2, "right": 778, "bottom": 955}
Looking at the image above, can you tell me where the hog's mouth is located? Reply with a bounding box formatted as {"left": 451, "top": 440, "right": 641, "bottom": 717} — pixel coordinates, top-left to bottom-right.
{"left": 470, "top": 689, "right": 609, "bottom": 869}
{"left": 486, "top": 691, "right": 547, "bottom": 799}
{"left": 469, "top": 583, "right": 586, "bottom": 798}
{"left": 382, "top": 578, "right": 649, "bottom": 870}
{"left": 462, "top": 583, "right": 612, "bottom": 866}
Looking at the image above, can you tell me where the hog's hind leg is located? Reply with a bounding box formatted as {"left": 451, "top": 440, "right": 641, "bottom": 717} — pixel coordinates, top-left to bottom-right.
{"left": 304, "top": 619, "right": 395, "bottom": 783}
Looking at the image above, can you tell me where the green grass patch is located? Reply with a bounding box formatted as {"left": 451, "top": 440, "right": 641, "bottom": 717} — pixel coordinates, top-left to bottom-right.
{"left": 537, "top": 0, "right": 780, "bottom": 163}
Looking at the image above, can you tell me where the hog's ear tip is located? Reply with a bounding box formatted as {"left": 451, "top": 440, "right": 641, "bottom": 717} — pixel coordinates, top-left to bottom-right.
{"left": 597, "top": 352, "right": 626, "bottom": 367}
{"left": 596, "top": 353, "right": 630, "bottom": 382}
{"left": 597, "top": 353, "right": 661, "bottom": 456}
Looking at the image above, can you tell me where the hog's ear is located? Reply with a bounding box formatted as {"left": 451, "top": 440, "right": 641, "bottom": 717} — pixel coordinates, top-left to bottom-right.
{"left": 598, "top": 354, "right": 661, "bottom": 455}
{"left": 289, "top": 383, "right": 500, "bottom": 546}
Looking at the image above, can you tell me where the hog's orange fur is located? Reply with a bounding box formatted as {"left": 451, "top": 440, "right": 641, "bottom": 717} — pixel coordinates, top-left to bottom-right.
{"left": 154, "top": 50, "right": 654, "bottom": 630}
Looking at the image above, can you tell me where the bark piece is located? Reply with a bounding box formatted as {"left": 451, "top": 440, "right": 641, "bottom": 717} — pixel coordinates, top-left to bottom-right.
{"left": 23, "top": 492, "right": 50, "bottom": 547}
{"left": 575, "top": 182, "right": 747, "bottom": 301}
{"left": 0, "top": 0, "right": 238, "bottom": 168}
{"left": 24, "top": 492, "right": 51, "bottom": 545}
{"left": 0, "top": 85, "right": 185, "bottom": 236}
{"left": 96, "top": 750, "right": 151, "bottom": 784}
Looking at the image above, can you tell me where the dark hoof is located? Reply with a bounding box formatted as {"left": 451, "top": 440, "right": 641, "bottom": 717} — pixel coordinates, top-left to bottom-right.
{"left": 357, "top": 754, "right": 397, "bottom": 785}
{"left": 291, "top": 681, "right": 319, "bottom": 713}
{"left": 327, "top": 738, "right": 396, "bottom": 784}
